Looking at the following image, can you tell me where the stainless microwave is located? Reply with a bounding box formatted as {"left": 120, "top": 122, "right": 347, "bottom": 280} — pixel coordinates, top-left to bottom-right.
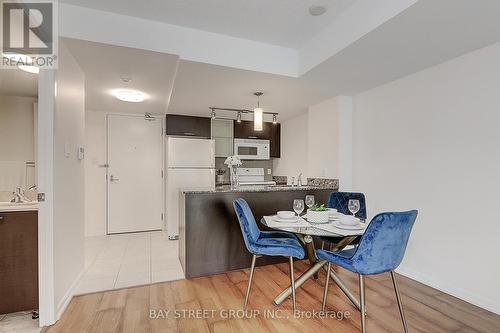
{"left": 234, "top": 139, "right": 270, "bottom": 160}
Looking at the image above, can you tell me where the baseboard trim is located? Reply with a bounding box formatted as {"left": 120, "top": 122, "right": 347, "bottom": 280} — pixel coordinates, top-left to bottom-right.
{"left": 396, "top": 266, "right": 500, "bottom": 315}
{"left": 56, "top": 269, "right": 85, "bottom": 320}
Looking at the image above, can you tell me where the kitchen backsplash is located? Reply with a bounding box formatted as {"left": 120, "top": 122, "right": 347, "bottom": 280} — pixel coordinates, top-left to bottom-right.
{"left": 215, "top": 158, "right": 274, "bottom": 183}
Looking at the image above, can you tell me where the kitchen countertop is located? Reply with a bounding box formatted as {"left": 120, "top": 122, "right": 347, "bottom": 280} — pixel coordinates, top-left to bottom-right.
{"left": 0, "top": 202, "right": 39, "bottom": 212}
{"left": 182, "top": 184, "right": 338, "bottom": 194}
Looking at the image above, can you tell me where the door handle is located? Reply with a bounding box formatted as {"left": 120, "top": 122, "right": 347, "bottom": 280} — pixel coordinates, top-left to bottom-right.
{"left": 109, "top": 175, "right": 120, "bottom": 182}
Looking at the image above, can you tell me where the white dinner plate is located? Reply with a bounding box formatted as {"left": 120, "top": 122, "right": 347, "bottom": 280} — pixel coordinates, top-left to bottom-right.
{"left": 273, "top": 216, "right": 299, "bottom": 223}
{"left": 333, "top": 220, "right": 366, "bottom": 230}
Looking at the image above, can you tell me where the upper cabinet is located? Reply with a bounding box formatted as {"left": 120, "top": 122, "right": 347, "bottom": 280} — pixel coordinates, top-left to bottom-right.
{"left": 211, "top": 119, "right": 234, "bottom": 157}
{"left": 166, "top": 114, "right": 211, "bottom": 138}
{"left": 234, "top": 120, "right": 281, "bottom": 158}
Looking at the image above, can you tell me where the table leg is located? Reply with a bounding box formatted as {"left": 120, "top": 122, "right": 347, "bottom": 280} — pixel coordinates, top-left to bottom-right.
{"left": 303, "top": 235, "right": 319, "bottom": 280}
{"left": 274, "top": 261, "right": 326, "bottom": 305}
{"left": 320, "top": 236, "right": 362, "bottom": 311}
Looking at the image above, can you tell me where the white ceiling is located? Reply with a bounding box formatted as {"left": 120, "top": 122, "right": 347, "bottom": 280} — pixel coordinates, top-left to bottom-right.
{"left": 0, "top": 69, "right": 38, "bottom": 97}
{"left": 59, "top": 0, "right": 355, "bottom": 49}
{"left": 169, "top": 0, "right": 500, "bottom": 120}
{"left": 61, "top": 0, "right": 500, "bottom": 121}
{"left": 63, "top": 38, "right": 179, "bottom": 114}
{"left": 168, "top": 60, "right": 331, "bottom": 120}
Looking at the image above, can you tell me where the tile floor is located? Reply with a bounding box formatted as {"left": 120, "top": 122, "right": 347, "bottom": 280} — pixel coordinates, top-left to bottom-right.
{"left": 0, "top": 312, "right": 40, "bottom": 333}
{"left": 77, "top": 231, "right": 184, "bottom": 294}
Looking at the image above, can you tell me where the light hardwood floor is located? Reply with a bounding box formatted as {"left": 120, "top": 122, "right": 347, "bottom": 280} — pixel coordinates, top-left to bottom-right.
{"left": 45, "top": 260, "right": 500, "bottom": 332}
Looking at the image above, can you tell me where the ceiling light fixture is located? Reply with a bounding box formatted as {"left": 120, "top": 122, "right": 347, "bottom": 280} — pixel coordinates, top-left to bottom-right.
{"left": 253, "top": 92, "right": 264, "bottom": 131}
{"left": 237, "top": 111, "right": 242, "bottom": 123}
{"left": 113, "top": 89, "right": 146, "bottom": 103}
{"left": 309, "top": 5, "right": 327, "bottom": 16}
{"left": 18, "top": 65, "right": 39, "bottom": 74}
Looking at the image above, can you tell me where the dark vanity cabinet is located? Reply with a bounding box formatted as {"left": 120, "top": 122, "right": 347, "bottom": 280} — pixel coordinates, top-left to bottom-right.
{"left": 166, "top": 114, "right": 211, "bottom": 138}
{"left": 0, "top": 211, "right": 38, "bottom": 314}
{"left": 234, "top": 120, "right": 281, "bottom": 157}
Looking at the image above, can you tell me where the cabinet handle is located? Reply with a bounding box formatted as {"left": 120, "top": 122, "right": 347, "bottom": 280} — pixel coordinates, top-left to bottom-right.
{"left": 0, "top": 216, "right": 4, "bottom": 222}
{"left": 248, "top": 136, "right": 258, "bottom": 139}
{"left": 183, "top": 132, "right": 196, "bottom": 136}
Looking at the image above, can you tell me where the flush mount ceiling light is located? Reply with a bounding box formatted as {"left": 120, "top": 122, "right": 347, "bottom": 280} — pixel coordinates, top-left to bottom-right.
{"left": 253, "top": 92, "right": 264, "bottom": 131}
{"left": 18, "top": 65, "right": 39, "bottom": 74}
{"left": 113, "top": 89, "right": 146, "bottom": 103}
{"left": 309, "top": 5, "right": 327, "bottom": 16}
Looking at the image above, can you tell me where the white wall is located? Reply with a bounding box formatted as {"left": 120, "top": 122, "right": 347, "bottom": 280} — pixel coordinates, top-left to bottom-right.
{"left": 274, "top": 96, "right": 353, "bottom": 187}
{"left": 53, "top": 41, "right": 86, "bottom": 316}
{"left": 307, "top": 97, "right": 340, "bottom": 179}
{"left": 84, "top": 110, "right": 106, "bottom": 236}
{"left": 353, "top": 42, "right": 500, "bottom": 314}
{"left": 273, "top": 113, "right": 308, "bottom": 184}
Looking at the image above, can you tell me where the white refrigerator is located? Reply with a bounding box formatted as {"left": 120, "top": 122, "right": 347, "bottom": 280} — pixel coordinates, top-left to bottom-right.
{"left": 166, "top": 137, "right": 215, "bottom": 239}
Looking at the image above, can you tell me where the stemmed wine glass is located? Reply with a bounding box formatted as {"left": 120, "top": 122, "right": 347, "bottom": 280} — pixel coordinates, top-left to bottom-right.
{"left": 348, "top": 199, "right": 360, "bottom": 217}
{"left": 293, "top": 199, "right": 305, "bottom": 217}
{"left": 305, "top": 195, "right": 315, "bottom": 210}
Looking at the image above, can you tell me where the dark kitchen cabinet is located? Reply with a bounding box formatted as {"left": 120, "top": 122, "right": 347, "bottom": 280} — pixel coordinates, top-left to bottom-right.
{"left": 0, "top": 211, "right": 38, "bottom": 314}
{"left": 269, "top": 123, "right": 281, "bottom": 158}
{"left": 234, "top": 120, "right": 281, "bottom": 157}
{"left": 166, "top": 114, "right": 211, "bottom": 138}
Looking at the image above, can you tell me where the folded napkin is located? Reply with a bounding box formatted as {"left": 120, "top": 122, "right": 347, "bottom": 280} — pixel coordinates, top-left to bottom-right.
{"left": 263, "top": 215, "right": 311, "bottom": 228}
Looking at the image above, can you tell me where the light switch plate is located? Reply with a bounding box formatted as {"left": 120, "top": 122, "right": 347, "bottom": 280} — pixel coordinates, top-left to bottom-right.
{"left": 267, "top": 168, "right": 272, "bottom": 175}
{"left": 64, "top": 142, "right": 71, "bottom": 158}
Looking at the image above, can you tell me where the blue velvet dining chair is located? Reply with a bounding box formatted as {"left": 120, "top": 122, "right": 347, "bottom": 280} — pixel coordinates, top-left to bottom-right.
{"left": 317, "top": 210, "right": 418, "bottom": 333}
{"left": 233, "top": 198, "right": 305, "bottom": 311}
{"left": 321, "top": 192, "right": 368, "bottom": 250}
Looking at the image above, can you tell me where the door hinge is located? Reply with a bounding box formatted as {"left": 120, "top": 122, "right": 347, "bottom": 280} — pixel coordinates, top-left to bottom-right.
{"left": 161, "top": 213, "right": 164, "bottom": 220}
{"left": 161, "top": 170, "right": 164, "bottom": 178}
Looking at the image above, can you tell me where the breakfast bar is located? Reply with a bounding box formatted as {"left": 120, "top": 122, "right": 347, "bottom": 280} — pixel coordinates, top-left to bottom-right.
{"left": 178, "top": 183, "right": 338, "bottom": 278}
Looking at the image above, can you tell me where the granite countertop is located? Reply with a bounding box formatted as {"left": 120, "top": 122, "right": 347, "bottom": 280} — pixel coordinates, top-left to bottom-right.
{"left": 0, "top": 202, "right": 39, "bottom": 212}
{"left": 182, "top": 184, "right": 338, "bottom": 194}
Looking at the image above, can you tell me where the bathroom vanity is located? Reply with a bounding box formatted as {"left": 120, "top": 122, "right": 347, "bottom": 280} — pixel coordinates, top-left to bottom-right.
{"left": 0, "top": 209, "right": 38, "bottom": 314}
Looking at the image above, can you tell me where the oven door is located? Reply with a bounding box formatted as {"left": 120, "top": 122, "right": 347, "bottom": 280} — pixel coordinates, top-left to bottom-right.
{"left": 234, "top": 139, "right": 270, "bottom": 160}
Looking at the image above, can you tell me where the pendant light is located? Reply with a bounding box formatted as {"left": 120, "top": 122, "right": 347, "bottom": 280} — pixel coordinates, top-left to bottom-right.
{"left": 253, "top": 92, "right": 263, "bottom": 131}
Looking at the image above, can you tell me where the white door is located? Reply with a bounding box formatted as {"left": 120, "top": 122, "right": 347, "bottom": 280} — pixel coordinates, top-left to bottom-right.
{"left": 107, "top": 114, "right": 163, "bottom": 234}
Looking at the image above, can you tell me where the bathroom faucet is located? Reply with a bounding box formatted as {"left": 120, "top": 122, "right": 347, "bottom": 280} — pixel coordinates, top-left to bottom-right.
{"left": 297, "top": 173, "right": 303, "bottom": 186}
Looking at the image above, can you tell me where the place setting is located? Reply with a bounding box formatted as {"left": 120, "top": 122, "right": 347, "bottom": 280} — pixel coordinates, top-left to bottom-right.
{"left": 303, "top": 198, "right": 367, "bottom": 236}
{"left": 263, "top": 196, "right": 367, "bottom": 235}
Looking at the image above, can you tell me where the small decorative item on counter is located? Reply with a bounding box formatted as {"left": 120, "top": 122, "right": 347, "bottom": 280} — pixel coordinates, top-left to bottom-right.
{"left": 216, "top": 169, "right": 226, "bottom": 183}
{"left": 224, "top": 155, "right": 242, "bottom": 188}
{"left": 307, "top": 204, "right": 330, "bottom": 224}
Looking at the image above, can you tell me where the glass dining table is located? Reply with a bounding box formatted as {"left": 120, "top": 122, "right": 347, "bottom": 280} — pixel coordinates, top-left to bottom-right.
{"left": 260, "top": 216, "right": 366, "bottom": 311}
